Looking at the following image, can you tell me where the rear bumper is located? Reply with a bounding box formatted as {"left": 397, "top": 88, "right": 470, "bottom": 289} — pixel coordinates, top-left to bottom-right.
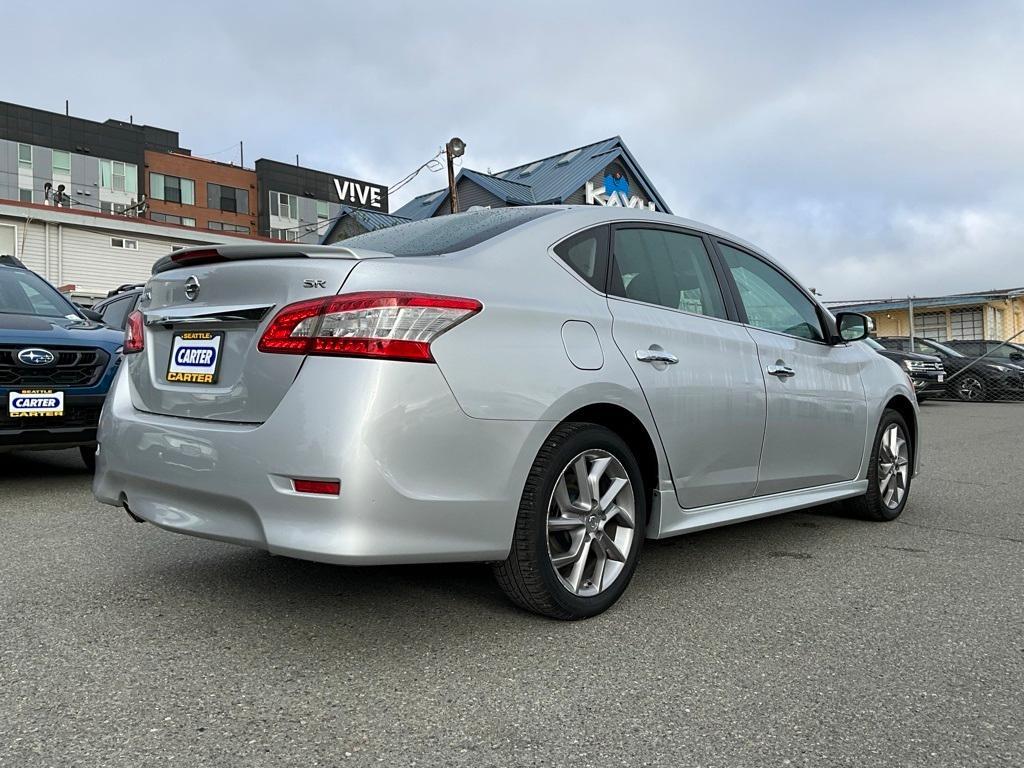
{"left": 0, "top": 394, "right": 105, "bottom": 451}
{"left": 93, "top": 359, "right": 550, "bottom": 564}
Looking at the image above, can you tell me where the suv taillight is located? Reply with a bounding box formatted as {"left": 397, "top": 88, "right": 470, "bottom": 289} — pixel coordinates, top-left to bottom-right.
{"left": 257, "top": 291, "right": 482, "bottom": 362}
{"left": 124, "top": 310, "right": 145, "bottom": 354}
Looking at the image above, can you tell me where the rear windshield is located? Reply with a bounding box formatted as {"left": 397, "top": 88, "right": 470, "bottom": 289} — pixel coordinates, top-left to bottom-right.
{"left": 337, "top": 207, "right": 557, "bottom": 257}
{"left": 0, "top": 267, "right": 79, "bottom": 319}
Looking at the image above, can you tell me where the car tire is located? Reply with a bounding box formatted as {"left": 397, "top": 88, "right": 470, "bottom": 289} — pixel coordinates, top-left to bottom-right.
{"left": 955, "top": 374, "right": 986, "bottom": 402}
{"left": 847, "top": 409, "right": 912, "bottom": 522}
{"left": 79, "top": 445, "right": 96, "bottom": 472}
{"left": 494, "top": 422, "right": 646, "bottom": 620}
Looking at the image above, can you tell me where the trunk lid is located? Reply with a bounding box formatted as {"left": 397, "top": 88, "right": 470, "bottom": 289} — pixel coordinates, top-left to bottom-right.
{"left": 127, "top": 245, "right": 388, "bottom": 423}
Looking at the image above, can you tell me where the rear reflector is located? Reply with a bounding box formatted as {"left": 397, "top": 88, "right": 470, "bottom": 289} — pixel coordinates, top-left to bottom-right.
{"left": 292, "top": 479, "right": 341, "bottom": 495}
{"left": 258, "top": 291, "right": 482, "bottom": 362}
{"left": 124, "top": 310, "right": 145, "bottom": 354}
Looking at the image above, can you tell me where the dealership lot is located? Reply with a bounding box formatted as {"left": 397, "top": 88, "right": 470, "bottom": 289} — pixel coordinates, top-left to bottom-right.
{"left": 1, "top": 402, "right": 1021, "bottom": 767}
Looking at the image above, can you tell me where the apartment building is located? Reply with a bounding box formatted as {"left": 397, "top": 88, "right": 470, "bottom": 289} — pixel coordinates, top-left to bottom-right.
{"left": 255, "top": 158, "right": 388, "bottom": 244}
{"left": 144, "top": 150, "right": 258, "bottom": 235}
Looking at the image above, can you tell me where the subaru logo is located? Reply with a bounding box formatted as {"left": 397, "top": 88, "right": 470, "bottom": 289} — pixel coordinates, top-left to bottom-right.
{"left": 18, "top": 348, "right": 56, "bottom": 366}
{"left": 184, "top": 275, "right": 200, "bottom": 302}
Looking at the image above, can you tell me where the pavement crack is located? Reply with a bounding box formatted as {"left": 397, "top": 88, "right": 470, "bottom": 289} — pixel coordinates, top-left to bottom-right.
{"left": 896, "top": 520, "right": 1023, "bottom": 545}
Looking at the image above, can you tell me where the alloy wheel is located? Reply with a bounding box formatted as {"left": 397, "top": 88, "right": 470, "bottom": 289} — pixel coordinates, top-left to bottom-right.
{"left": 546, "top": 450, "right": 636, "bottom": 597}
{"left": 877, "top": 423, "right": 910, "bottom": 510}
{"left": 957, "top": 376, "right": 984, "bottom": 401}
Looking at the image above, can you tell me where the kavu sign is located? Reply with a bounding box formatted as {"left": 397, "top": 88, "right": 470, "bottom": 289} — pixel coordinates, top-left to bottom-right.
{"left": 333, "top": 175, "right": 389, "bottom": 213}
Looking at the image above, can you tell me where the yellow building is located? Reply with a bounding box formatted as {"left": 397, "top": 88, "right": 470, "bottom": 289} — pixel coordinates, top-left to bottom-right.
{"left": 828, "top": 288, "right": 1024, "bottom": 343}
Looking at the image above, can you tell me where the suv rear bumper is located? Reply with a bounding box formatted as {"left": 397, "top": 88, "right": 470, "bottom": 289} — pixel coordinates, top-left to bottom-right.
{"left": 0, "top": 394, "right": 105, "bottom": 451}
{"left": 93, "top": 358, "right": 550, "bottom": 564}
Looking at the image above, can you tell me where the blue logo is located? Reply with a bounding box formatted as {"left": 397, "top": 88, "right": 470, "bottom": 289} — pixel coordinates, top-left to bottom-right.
{"left": 18, "top": 348, "right": 56, "bottom": 366}
{"left": 604, "top": 171, "right": 630, "bottom": 199}
{"left": 174, "top": 346, "right": 216, "bottom": 367}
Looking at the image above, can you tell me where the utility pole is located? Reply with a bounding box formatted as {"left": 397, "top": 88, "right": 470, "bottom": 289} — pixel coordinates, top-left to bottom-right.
{"left": 445, "top": 137, "right": 466, "bottom": 214}
{"left": 240, "top": 141, "right": 244, "bottom": 168}
{"left": 908, "top": 297, "right": 915, "bottom": 343}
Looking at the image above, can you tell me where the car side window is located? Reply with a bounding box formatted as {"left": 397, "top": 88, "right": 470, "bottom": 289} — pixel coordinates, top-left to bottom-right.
{"left": 609, "top": 228, "right": 727, "bottom": 319}
{"left": 553, "top": 227, "right": 608, "bottom": 291}
{"left": 100, "top": 296, "right": 133, "bottom": 329}
{"left": 718, "top": 244, "right": 824, "bottom": 342}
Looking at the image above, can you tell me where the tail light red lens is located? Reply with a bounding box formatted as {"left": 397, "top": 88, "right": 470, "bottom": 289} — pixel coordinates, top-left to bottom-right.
{"left": 124, "top": 310, "right": 145, "bottom": 354}
{"left": 292, "top": 478, "right": 341, "bottom": 495}
{"left": 258, "top": 291, "right": 482, "bottom": 362}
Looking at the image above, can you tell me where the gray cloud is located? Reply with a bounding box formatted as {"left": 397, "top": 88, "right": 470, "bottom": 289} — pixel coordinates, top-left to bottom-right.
{"left": 6, "top": 0, "right": 1021, "bottom": 299}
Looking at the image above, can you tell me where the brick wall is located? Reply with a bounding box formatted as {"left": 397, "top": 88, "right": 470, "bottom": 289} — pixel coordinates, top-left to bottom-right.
{"left": 144, "top": 151, "right": 258, "bottom": 236}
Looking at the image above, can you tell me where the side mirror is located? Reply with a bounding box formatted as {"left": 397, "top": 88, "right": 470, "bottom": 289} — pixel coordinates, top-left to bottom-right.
{"left": 78, "top": 307, "right": 104, "bottom": 323}
{"left": 835, "top": 312, "right": 870, "bottom": 343}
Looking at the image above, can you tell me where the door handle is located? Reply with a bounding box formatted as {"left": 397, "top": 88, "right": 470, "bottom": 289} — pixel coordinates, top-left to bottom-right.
{"left": 767, "top": 364, "right": 796, "bottom": 378}
{"left": 636, "top": 349, "right": 679, "bottom": 365}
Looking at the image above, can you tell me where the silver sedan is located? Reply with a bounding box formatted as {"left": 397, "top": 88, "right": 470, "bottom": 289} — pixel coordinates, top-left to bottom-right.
{"left": 94, "top": 206, "right": 918, "bottom": 619}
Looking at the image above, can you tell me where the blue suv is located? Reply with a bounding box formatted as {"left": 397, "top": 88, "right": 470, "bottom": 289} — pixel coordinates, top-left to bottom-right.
{"left": 0, "top": 262, "right": 124, "bottom": 469}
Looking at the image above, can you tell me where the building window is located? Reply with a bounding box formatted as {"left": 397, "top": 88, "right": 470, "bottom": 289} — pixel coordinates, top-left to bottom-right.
{"left": 18, "top": 143, "right": 32, "bottom": 166}
{"left": 19, "top": 189, "right": 33, "bottom": 203}
{"left": 270, "top": 191, "right": 297, "bottom": 219}
{"left": 52, "top": 150, "right": 71, "bottom": 175}
{"left": 110, "top": 237, "right": 139, "bottom": 250}
{"left": 101, "top": 160, "right": 138, "bottom": 194}
{"left": 101, "top": 201, "right": 131, "bottom": 215}
{"left": 208, "top": 221, "right": 250, "bottom": 234}
{"left": 207, "top": 183, "right": 248, "bottom": 215}
{"left": 950, "top": 307, "right": 983, "bottom": 341}
{"left": 316, "top": 200, "right": 330, "bottom": 220}
{"left": 150, "top": 212, "right": 196, "bottom": 227}
{"left": 150, "top": 173, "right": 195, "bottom": 205}
{"left": 915, "top": 311, "right": 947, "bottom": 341}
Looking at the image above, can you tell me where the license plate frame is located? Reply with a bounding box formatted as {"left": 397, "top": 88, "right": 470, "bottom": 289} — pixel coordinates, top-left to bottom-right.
{"left": 8, "top": 389, "right": 64, "bottom": 417}
{"left": 166, "top": 331, "right": 224, "bottom": 385}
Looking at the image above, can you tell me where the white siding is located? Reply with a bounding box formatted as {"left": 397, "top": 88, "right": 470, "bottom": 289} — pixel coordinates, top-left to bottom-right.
{"left": 0, "top": 206, "right": 254, "bottom": 296}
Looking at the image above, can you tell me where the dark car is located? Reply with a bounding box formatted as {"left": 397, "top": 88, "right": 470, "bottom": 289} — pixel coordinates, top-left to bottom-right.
{"left": 945, "top": 339, "right": 1024, "bottom": 366}
{"left": 876, "top": 336, "right": 1024, "bottom": 402}
{"left": 92, "top": 283, "right": 144, "bottom": 330}
{"left": 863, "top": 337, "right": 945, "bottom": 401}
{"left": 0, "top": 264, "right": 124, "bottom": 468}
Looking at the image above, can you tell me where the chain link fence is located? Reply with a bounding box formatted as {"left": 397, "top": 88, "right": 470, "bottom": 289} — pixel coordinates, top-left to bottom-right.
{"left": 873, "top": 330, "right": 1024, "bottom": 403}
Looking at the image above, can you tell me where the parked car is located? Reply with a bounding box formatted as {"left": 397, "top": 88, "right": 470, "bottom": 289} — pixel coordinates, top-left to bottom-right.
{"left": 863, "top": 337, "right": 945, "bottom": 401}
{"left": 0, "top": 263, "right": 124, "bottom": 469}
{"left": 876, "top": 336, "right": 1024, "bottom": 402}
{"left": 945, "top": 339, "right": 1024, "bottom": 365}
{"left": 92, "top": 283, "right": 144, "bottom": 330}
{"left": 94, "top": 206, "right": 919, "bottom": 619}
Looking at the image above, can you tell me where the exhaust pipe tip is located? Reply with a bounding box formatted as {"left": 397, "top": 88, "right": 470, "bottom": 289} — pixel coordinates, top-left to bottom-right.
{"left": 120, "top": 494, "right": 146, "bottom": 524}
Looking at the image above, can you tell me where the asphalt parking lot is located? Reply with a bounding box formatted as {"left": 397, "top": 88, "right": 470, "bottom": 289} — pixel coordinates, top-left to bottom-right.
{"left": 1, "top": 402, "right": 1021, "bottom": 768}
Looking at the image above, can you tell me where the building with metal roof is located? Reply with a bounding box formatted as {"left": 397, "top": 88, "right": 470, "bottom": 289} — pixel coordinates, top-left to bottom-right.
{"left": 827, "top": 287, "right": 1024, "bottom": 343}
{"left": 321, "top": 136, "right": 670, "bottom": 243}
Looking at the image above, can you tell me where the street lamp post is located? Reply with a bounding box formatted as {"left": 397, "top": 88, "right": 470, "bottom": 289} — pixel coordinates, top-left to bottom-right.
{"left": 445, "top": 137, "right": 466, "bottom": 214}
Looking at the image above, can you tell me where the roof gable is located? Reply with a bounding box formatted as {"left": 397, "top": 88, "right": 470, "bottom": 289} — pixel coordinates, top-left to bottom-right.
{"left": 393, "top": 136, "right": 671, "bottom": 221}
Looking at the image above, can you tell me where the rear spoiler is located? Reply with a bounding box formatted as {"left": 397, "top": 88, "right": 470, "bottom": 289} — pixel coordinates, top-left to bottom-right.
{"left": 152, "top": 243, "right": 393, "bottom": 275}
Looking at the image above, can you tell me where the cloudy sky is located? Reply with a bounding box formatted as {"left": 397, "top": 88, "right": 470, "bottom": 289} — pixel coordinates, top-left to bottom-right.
{"left": 7, "top": 1, "right": 1021, "bottom": 300}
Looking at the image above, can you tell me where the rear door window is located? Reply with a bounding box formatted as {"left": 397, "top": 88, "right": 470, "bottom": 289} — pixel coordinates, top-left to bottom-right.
{"left": 609, "top": 228, "right": 727, "bottom": 319}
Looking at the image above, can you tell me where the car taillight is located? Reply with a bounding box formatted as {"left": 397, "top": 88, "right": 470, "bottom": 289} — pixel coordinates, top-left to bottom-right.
{"left": 257, "top": 291, "right": 482, "bottom": 362}
{"left": 124, "top": 310, "right": 145, "bottom": 354}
